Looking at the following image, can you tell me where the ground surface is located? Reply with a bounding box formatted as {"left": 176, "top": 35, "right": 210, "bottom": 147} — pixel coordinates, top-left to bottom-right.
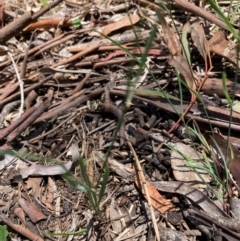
{"left": 0, "top": 0, "right": 240, "bottom": 240}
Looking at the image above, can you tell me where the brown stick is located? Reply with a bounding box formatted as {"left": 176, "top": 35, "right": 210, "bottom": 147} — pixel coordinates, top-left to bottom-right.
{"left": 7, "top": 100, "right": 49, "bottom": 142}
{"left": 172, "top": 0, "right": 229, "bottom": 30}
{"left": 110, "top": 89, "right": 240, "bottom": 133}
{"left": 0, "top": 34, "right": 64, "bottom": 68}
{"left": 0, "top": 0, "right": 64, "bottom": 44}
{"left": 0, "top": 102, "right": 42, "bottom": 140}
{"left": 101, "top": 87, "right": 125, "bottom": 146}
{"left": 0, "top": 11, "right": 32, "bottom": 44}
{"left": 53, "top": 42, "right": 101, "bottom": 67}
{"left": 0, "top": 75, "right": 52, "bottom": 106}
{"left": 0, "top": 213, "right": 44, "bottom": 241}
{"left": 34, "top": 87, "right": 105, "bottom": 123}
{"left": 71, "top": 72, "right": 92, "bottom": 95}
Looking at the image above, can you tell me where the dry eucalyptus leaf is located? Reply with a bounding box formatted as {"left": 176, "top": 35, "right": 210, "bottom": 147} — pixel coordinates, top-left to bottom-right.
{"left": 25, "top": 177, "right": 43, "bottom": 199}
{"left": 102, "top": 14, "right": 140, "bottom": 37}
{"left": 169, "top": 55, "right": 196, "bottom": 90}
{"left": 109, "top": 199, "right": 123, "bottom": 235}
{"left": 18, "top": 198, "right": 47, "bottom": 223}
{"left": 208, "top": 30, "right": 239, "bottom": 68}
{"left": 190, "top": 22, "right": 210, "bottom": 67}
{"left": 157, "top": 12, "right": 181, "bottom": 56}
{"left": 201, "top": 78, "right": 235, "bottom": 97}
{"left": 135, "top": 177, "right": 174, "bottom": 213}
{"left": 19, "top": 161, "right": 72, "bottom": 179}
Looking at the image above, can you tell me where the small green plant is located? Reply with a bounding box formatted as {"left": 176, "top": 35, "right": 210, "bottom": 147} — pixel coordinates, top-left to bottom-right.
{"left": 49, "top": 228, "right": 87, "bottom": 236}
{"left": 71, "top": 18, "right": 81, "bottom": 29}
{"left": 39, "top": 0, "right": 48, "bottom": 7}
{"left": 0, "top": 225, "right": 8, "bottom": 241}
{"left": 62, "top": 156, "right": 109, "bottom": 217}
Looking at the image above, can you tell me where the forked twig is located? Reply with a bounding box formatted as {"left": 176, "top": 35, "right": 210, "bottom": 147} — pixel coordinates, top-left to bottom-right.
{"left": 168, "top": 66, "right": 213, "bottom": 134}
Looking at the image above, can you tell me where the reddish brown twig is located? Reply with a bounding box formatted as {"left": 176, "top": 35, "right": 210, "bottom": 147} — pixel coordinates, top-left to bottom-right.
{"left": 0, "top": 213, "right": 44, "bottom": 241}
{"left": 167, "top": 66, "right": 213, "bottom": 134}
{"left": 172, "top": 0, "right": 229, "bottom": 30}
{"left": 0, "top": 75, "right": 52, "bottom": 107}
{"left": 0, "top": 102, "right": 42, "bottom": 141}
{"left": 7, "top": 100, "right": 50, "bottom": 142}
{"left": 24, "top": 17, "right": 73, "bottom": 31}
{"left": 34, "top": 87, "right": 105, "bottom": 123}
{"left": 71, "top": 72, "right": 92, "bottom": 95}
{"left": 99, "top": 48, "right": 162, "bottom": 62}
{"left": 0, "top": 0, "right": 64, "bottom": 44}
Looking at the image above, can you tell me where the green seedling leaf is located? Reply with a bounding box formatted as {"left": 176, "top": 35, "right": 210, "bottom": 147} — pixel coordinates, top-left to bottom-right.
{"left": 97, "top": 159, "right": 109, "bottom": 206}
{"left": 222, "top": 72, "right": 233, "bottom": 107}
{"left": 49, "top": 228, "right": 87, "bottom": 236}
{"left": 136, "top": 88, "right": 180, "bottom": 100}
{"left": 39, "top": 0, "right": 48, "bottom": 6}
{"left": 206, "top": 0, "right": 238, "bottom": 40}
{"left": 72, "top": 18, "right": 81, "bottom": 28}
{"left": 181, "top": 22, "right": 191, "bottom": 65}
{"left": 0, "top": 225, "right": 8, "bottom": 241}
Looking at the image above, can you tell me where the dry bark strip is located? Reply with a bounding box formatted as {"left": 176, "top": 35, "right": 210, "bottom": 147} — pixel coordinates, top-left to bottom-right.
{"left": 0, "top": 0, "right": 64, "bottom": 44}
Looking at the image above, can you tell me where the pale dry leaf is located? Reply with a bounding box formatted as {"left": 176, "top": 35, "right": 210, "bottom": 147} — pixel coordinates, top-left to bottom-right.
{"left": 25, "top": 177, "right": 43, "bottom": 199}
{"left": 118, "top": 205, "right": 135, "bottom": 238}
{"left": 109, "top": 199, "right": 123, "bottom": 235}
{"left": 169, "top": 55, "right": 196, "bottom": 90}
{"left": 171, "top": 142, "right": 211, "bottom": 189}
{"left": 18, "top": 198, "right": 47, "bottom": 223}
{"left": 208, "top": 30, "right": 239, "bottom": 68}
{"left": 0, "top": 154, "right": 27, "bottom": 170}
{"left": 40, "top": 177, "right": 55, "bottom": 211}
{"left": 157, "top": 12, "right": 181, "bottom": 56}
{"left": 233, "top": 103, "right": 240, "bottom": 113}
{"left": 66, "top": 141, "right": 79, "bottom": 162}
{"left": 102, "top": 14, "right": 140, "bottom": 37}
{"left": 190, "top": 22, "right": 210, "bottom": 68}
{"left": 19, "top": 161, "right": 72, "bottom": 179}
